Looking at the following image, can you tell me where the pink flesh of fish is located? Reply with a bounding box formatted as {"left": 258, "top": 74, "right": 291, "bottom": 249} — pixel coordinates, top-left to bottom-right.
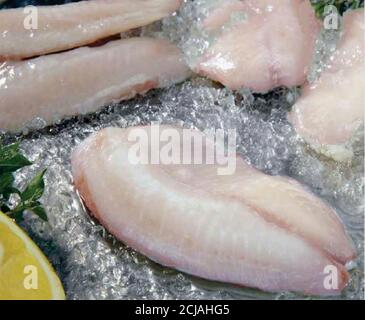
{"left": 71, "top": 126, "right": 355, "bottom": 295}
{"left": 289, "top": 9, "right": 364, "bottom": 148}
{"left": 195, "top": 0, "right": 320, "bottom": 93}
{"left": 0, "top": 0, "right": 182, "bottom": 60}
{"left": 0, "top": 37, "right": 191, "bottom": 132}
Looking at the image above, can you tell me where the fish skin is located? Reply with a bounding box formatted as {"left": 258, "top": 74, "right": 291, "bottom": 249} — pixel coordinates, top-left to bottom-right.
{"left": 0, "top": 0, "right": 182, "bottom": 60}
{"left": 195, "top": 0, "right": 320, "bottom": 93}
{"left": 71, "top": 126, "right": 354, "bottom": 295}
{"left": 288, "top": 9, "right": 364, "bottom": 158}
{"left": 0, "top": 37, "right": 191, "bottom": 132}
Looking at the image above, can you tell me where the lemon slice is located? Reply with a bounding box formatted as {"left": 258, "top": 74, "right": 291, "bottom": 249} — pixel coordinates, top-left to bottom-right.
{"left": 0, "top": 212, "right": 65, "bottom": 300}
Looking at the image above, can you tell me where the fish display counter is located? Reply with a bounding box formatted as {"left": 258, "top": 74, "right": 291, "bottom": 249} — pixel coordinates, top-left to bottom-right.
{"left": 0, "top": 0, "right": 363, "bottom": 301}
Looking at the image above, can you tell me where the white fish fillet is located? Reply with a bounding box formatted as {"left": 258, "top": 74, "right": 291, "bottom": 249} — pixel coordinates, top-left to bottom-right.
{"left": 195, "top": 0, "right": 320, "bottom": 93}
{"left": 0, "top": 0, "right": 182, "bottom": 59}
{"left": 0, "top": 37, "right": 191, "bottom": 132}
{"left": 288, "top": 9, "right": 364, "bottom": 161}
{"left": 71, "top": 126, "right": 355, "bottom": 295}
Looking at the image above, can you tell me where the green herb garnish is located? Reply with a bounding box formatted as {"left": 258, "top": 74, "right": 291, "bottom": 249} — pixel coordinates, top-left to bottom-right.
{"left": 311, "top": 0, "right": 364, "bottom": 18}
{"left": 0, "top": 141, "right": 47, "bottom": 222}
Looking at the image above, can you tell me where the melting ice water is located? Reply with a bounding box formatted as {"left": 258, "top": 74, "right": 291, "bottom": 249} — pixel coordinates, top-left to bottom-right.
{"left": 0, "top": 0, "right": 363, "bottom": 299}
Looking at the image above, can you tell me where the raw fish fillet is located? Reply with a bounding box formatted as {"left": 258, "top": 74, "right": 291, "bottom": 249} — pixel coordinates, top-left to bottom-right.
{"left": 0, "top": 0, "right": 182, "bottom": 59}
{"left": 0, "top": 37, "right": 191, "bottom": 132}
{"left": 195, "top": 0, "right": 320, "bottom": 92}
{"left": 288, "top": 9, "right": 364, "bottom": 161}
{"left": 72, "top": 126, "right": 355, "bottom": 295}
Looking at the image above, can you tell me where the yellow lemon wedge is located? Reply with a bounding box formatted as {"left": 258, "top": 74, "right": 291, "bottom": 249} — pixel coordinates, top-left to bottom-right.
{"left": 0, "top": 211, "right": 65, "bottom": 300}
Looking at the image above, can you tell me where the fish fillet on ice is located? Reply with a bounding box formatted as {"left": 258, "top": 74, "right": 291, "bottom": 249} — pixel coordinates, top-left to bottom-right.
{"left": 289, "top": 9, "right": 364, "bottom": 161}
{"left": 0, "top": 0, "right": 182, "bottom": 59}
{"left": 0, "top": 37, "right": 191, "bottom": 133}
{"left": 71, "top": 126, "right": 355, "bottom": 295}
{"left": 194, "top": 0, "right": 320, "bottom": 92}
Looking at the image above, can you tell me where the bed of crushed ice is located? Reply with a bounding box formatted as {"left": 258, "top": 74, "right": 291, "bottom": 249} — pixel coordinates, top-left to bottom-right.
{"left": 1, "top": 0, "right": 363, "bottom": 299}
